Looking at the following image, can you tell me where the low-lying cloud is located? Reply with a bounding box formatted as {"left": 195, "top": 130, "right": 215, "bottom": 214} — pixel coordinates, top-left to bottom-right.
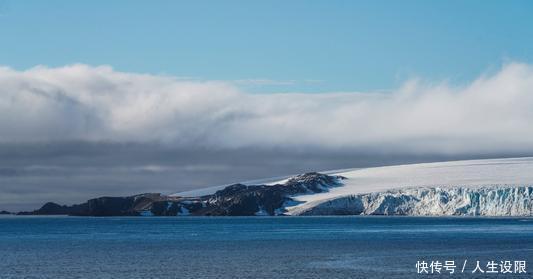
{"left": 2, "top": 62, "right": 533, "bottom": 154}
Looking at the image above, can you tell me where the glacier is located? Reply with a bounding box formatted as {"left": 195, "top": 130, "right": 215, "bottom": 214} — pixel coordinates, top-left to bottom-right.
{"left": 284, "top": 157, "right": 533, "bottom": 216}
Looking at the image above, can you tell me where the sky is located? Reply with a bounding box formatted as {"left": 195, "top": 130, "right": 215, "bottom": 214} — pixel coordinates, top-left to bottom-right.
{"left": 2, "top": 0, "right": 533, "bottom": 92}
{"left": 1, "top": 1, "right": 533, "bottom": 211}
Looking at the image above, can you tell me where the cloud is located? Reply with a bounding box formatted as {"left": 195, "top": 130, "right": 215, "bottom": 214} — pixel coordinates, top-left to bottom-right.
{"left": 2, "top": 63, "right": 533, "bottom": 155}
{"left": 231, "top": 78, "right": 297, "bottom": 86}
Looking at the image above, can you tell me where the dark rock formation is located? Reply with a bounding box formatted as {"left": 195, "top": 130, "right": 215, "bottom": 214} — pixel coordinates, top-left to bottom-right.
{"left": 22, "top": 172, "right": 345, "bottom": 217}
{"left": 0, "top": 210, "right": 11, "bottom": 215}
{"left": 17, "top": 202, "right": 87, "bottom": 215}
{"left": 84, "top": 193, "right": 169, "bottom": 216}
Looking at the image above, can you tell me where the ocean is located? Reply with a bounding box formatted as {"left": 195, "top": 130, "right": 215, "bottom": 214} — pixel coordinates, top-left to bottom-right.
{"left": 0, "top": 216, "right": 532, "bottom": 278}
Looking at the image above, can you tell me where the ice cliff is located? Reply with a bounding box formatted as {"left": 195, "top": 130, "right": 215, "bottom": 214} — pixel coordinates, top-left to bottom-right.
{"left": 289, "top": 185, "right": 533, "bottom": 216}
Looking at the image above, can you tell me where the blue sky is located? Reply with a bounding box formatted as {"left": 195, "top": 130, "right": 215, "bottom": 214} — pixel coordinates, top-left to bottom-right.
{"left": 1, "top": 0, "right": 533, "bottom": 93}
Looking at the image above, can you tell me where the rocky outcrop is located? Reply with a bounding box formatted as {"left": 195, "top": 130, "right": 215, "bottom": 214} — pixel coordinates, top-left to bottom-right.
{"left": 141, "top": 172, "right": 345, "bottom": 216}
{"left": 0, "top": 210, "right": 11, "bottom": 215}
{"left": 17, "top": 202, "right": 87, "bottom": 215}
{"left": 18, "top": 193, "right": 167, "bottom": 216}
{"left": 199, "top": 172, "right": 345, "bottom": 216}
{"left": 83, "top": 193, "right": 168, "bottom": 216}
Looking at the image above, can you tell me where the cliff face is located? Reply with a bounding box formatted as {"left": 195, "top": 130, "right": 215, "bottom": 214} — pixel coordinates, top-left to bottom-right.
{"left": 83, "top": 194, "right": 167, "bottom": 216}
{"left": 290, "top": 186, "right": 533, "bottom": 216}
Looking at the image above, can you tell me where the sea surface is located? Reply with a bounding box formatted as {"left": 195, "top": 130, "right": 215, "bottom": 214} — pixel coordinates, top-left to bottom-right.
{"left": 0, "top": 216, "right": 532, "bottom": 278}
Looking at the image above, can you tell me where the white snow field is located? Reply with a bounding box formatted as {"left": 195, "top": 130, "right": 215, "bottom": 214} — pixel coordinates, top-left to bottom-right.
{"left": 174, "top": 157, "right": 533, "bottom": 216}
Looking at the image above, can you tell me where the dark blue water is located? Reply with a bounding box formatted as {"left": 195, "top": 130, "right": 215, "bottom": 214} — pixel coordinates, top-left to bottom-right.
{"left": 0, "top": 216, "right": 532, "bottom": 278}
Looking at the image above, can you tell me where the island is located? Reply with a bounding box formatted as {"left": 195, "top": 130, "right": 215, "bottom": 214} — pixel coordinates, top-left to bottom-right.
{"left": 17, "top": 157, "right": 533, "bottom": 217}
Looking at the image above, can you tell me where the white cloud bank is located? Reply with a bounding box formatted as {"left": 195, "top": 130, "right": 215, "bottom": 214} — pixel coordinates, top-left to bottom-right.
{"left": 2, "top": 63, "right": 533, "bottom": 154}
